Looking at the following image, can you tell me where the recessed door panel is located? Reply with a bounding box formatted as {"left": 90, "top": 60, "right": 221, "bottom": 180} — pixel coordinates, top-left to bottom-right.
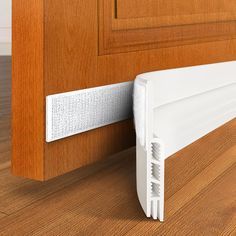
{"left": 116, "top": 0, "right": 236, "bottom": 19}
{"left": 99, "top": 0, "right": 236, "bottom": 54}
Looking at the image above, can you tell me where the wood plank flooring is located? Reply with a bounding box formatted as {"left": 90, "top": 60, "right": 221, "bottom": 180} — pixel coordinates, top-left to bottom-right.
{"left": 0, "top": 56, "right": 235, "bottom": 235}
{"left": 0, "top": 213, "right": 6, "bottom": 220}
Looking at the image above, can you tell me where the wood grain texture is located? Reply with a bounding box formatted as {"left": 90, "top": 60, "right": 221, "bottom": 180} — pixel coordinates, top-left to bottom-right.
{"left": 12, "top": 0, "right": 45, "bottom": 180}
{"left": 0, "top": 118, "right": 235, "bottom": 235}
{"left": 98, "top": 39, "right": 236, "bottom": 86}
{"left": 12, "top": 0, "right": 236, "bottom": 180}
{"left": 99, "top": 0, "right": 236, "bottom": 54}
{"left": 220, "top": 215, "right": 236, "bottom": 236}
{"left": 116, "top": 0, "right": 236, "bottom": 19}
{"left": 0, "top": 212, "right": 6, "bottom": 219}
{"left": 0, "top": 149, "right": 134, "bottom": 215}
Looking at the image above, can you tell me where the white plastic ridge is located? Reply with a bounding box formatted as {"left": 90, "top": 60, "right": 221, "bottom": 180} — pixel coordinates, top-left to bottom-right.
{"left": 134, "top": 61, "right": 236, "bottom": 221}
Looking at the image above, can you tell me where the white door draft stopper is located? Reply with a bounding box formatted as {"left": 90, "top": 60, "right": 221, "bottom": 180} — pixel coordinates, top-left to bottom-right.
{"left": 134, "top": 61, "right": 236, "bottom": 221}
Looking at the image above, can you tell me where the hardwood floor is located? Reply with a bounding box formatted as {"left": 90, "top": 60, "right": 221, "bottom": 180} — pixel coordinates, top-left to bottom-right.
{"left": 0, "top": 56, "right": 236, "bottom": 235}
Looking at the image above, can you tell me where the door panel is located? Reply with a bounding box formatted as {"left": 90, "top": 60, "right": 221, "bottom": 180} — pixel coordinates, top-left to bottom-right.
{"left": 116, "top": 0, "right": 236, "bottom": 19}
{"left": 99, "top": 0, "right": 236, "bottom": 54}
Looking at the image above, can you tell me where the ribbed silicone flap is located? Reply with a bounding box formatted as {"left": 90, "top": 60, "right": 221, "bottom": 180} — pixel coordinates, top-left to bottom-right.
{"left": 134, "top": 61, "right": 236, "bottom": 221}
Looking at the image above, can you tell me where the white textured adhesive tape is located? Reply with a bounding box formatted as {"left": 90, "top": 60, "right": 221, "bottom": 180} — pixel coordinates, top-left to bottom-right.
{"left": 46, "top": 82, "right": 133, "bottom": 142}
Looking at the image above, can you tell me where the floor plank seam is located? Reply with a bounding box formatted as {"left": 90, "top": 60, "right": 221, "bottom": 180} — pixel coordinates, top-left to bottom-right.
{"left": 169, "top": 162, "right": 236, "bottom": 219}
{"left": 0, "top": 161, "right": 11, "bottom": 171}
{"left": 166, "top": 145, "right": 235, "bottom": 201}
{"left": 0, "top": 159, "right": 127, "bottom": 216}
{"left": 0, "top": 211, "right": 9, "bottom": 217}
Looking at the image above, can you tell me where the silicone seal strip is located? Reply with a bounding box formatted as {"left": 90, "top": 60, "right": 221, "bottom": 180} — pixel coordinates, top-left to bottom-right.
{"left": 134, "top": 61, "right": 236, "bottom": 221}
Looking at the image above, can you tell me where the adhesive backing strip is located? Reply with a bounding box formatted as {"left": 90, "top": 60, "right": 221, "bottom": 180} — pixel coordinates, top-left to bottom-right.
{"left": 46, "top": 82, "right": 133, "bottom": 142}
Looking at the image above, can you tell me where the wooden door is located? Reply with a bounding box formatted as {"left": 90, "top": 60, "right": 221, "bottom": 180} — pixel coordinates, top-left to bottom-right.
{"left": 12, "top": 0, "right": 236, "bottom": 180}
